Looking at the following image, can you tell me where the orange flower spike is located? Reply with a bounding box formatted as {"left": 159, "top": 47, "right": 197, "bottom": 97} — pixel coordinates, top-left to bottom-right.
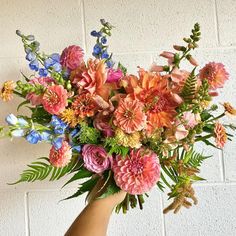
{"left": 223, "top": 102, "right": 236, "bottom": 116}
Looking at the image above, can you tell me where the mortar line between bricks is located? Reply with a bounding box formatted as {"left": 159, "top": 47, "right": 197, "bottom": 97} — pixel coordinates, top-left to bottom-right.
{"left": 214, "top": 0, "right": 221, "bottom": 46}
{"left": 220, "top": 149, "right": 226, "bottom": 182}
{"left": 81, "top": 0, "right": 87, "bottom": 54}
{"left": 160, "top": 194, "right": 167, "bottom": 236}
{"left": 24, "top": 192, "right": 30, "bottom": 236}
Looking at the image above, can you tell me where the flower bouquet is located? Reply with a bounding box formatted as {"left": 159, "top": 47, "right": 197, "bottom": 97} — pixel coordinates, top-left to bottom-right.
{"left": 1, "top": 19, "right": 235, "bottom": 214}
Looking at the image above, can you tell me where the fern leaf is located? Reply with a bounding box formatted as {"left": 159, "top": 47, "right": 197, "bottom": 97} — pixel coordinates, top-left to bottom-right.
{"left": 8, "top": 155, "right": 79, "bottom": 185}
{"left": 181, "top": 69, "right": 197, "bottom": 101}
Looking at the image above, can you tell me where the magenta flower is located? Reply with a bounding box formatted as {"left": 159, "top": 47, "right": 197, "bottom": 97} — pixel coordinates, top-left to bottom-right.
{"left": 49, "top": 140, "right": 72, "bottom": 167}
{"left": 82, "top": 144, "right": 111, "bottom": 173}
{"left": 106, "top": 68, "right": 123, "bottom": 83}
{"left": 60, "top": 45, "right": 84, "bottom": 71}
{"left": 113, "top": 148, "right": 161, "bottom": 195}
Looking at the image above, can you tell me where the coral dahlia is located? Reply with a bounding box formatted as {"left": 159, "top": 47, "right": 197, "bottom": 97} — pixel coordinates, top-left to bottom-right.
{"left": 42, "top": 85, "right": 68, "bottom": 115}
{"left": 113, "top": 148, "right": 161, "bottom": 195}
{"left": 49, "top": 140, "right": 72, "bottom": 167}
{"left": 199, "top": 62, "right": 229, "bottom": 90}
{"left": 113, "top": 97, "right": 146, "bottom": 134}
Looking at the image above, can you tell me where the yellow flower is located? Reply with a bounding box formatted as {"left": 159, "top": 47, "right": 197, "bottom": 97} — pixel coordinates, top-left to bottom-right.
{"left": 223, "top": 102, "right": 236, "bottom": 116}
{"left": 115, "top": 128, "right": 141, "bottom": 148}
{"left": 60, "top": 108, "right": 80, "bottom": 128}
{"left": 0, "top": 80, "right": 16, "bottom": 102}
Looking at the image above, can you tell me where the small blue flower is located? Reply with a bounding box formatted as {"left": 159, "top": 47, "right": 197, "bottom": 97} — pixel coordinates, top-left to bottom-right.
{"left": 26, "top": 35, "right": 35, "bottom": 41}
{"left": 26, "top": 130, "right": 42, "bottom": 144}
{"left": 106, "top": 60, "right": 114, "bottom": 68}
{"left": 101, "top": 51, "right": 109, "bottom": 59}
{"left": 26, "top": 52, "right": 36, "bottom": 61}
{"left": 17, "top": 118, "right": 28, "bottom": 127}
{"left": 24, "top": 47, "right": 31, "bottom": 54}
{"left": 11, "top": 129, "right": 25, "bottom": 137}
{"left": 52, "top": 62, "right": 62, "bottom": 72}
{"left": 50, "top": 116, "right": 68, "bottom": 135}
{"left": 39, "top": 68, "right": 48, "bottom": 77}
{"left": 44, "top": 58, "right": 54, "bottom": 69}
{"left": 72, "top": 145, "right": 81, "bottom": 153}
{"left": 52, "top": 137, "right": 63, "bottom": 150}
{"left": 5, "top": 114, "right": 18, "bottom": 125}
{"left": 50, "top": 53, "right": 60, "bottom": 63}
{"left": 101, "top": 37, "right": 107, "bottom": 44}
{"left": 70, "top": 128, "right": 80, "bottom": 138}
{"left": 93, "top": 44, "right": 102, "bottom": 55}
{"left": 29, "top": 59, "right": 39, "bottom": 71}
{"left": 40, "top": 131, "right": 52, "bottom": 141}
{"left": 91, "top": 30, "right": 102, "bottom": 37}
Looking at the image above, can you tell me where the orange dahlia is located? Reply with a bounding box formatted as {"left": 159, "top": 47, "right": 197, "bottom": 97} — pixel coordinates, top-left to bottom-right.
{"left": 0, "top": 80, "right": 16, "bottom": 102}
{"left": 214, "top": 122, "right": 227, "bottom": 149}
{"left": 113, "top": 97, "right": 146, "bottom": 134}
{"left": 123, "top": 69, "right": 178, "bottom": 134}
{"left": 72, "top": 93, "right": 98, "bottom": 118}
{"left": 199, "top": 62, "right": 229, "bottom": 90}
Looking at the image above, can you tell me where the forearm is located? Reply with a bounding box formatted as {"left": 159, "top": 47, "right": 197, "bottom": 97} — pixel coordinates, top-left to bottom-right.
{"left": 65, "top": 194, "right": 124, "bottom": 236}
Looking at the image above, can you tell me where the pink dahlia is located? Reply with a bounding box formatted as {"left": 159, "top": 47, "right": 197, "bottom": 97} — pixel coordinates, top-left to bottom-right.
{"left": 113, "top": 97, "right": 146, "bottom": 134}
{"left": 82, "top": 144, "right": 111, "bottom": 173}
{"left": 26, "top": 77, "right": 54, "bottom": 106}
{"left": 60, "top": 45, "right": 84, "bottom": 71}
{"left": 42, "top": 85, "right": 68, "bottom": 115}
{"left": 199, "top": 62, "right": 229, "bottom": 90}
{"left": 49, "top": 141, "right": 72, "bottom": 167}
{"left": 113, "top": 148, "right": 161, "bottom": 195}
{"left": 214, "top": 122, "right": 227, "bottom": 149}
{"left": 106, "top": 68, "right": 123, "bottom": 83}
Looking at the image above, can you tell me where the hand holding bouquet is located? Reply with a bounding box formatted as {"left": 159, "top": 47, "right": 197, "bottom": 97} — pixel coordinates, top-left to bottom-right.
{"left": 1, "top": 19, "right": 235, "bottom": 214}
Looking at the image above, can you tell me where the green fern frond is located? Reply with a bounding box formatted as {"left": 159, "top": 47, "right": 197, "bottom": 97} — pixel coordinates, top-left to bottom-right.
{"left": 104, "top": 137, "right": 129, "bottom": 156}
{"left": 181, "top": 69, "right": 197, "bottom": 101}
{"left": 9, "top": 156, "right": 79, "bottom": 185}
{"left": 183, "top": 149, "right": 210, "bottom": 169}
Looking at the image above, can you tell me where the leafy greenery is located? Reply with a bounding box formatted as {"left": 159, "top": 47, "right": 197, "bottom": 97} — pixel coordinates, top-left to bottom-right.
{"left": 104, "top": 137, "right": 129, "bottom": 156}
{"left": 78, "top": 122, "right": 100, "bottom": 144}
{"left": 181, "top": 69, "right": 197, "bottom": 101}
{"left": 9, "top": 156, "right": 79, "bottom": 184}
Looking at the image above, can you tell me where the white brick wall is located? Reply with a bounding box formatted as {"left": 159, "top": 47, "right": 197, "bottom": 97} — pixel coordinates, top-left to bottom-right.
{"left": 0, "top": 0, "right": 235, "bottom": 235}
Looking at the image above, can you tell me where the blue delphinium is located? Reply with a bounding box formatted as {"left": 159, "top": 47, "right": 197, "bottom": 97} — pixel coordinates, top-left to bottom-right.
{"left": 5, "top": 114, "right": 18, "bottom": 125}
{"left": 26, "top": 130, "right": 42, "bottom": 144}
{"left": 50, "top": 115, "right": 68, "bottom": 135}
{"left": 29, "top": 59, "right": 39, "bottom": 71}
{"left": 39, "top": 68, "right": 48, "bottom": 77}
{"left": 52, "top": 137, "right": 63, "bottom": 150}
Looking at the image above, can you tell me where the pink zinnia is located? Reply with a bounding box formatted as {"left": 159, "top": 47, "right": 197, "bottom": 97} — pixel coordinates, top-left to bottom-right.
{"left": 42, "top": 85, "right": 68, "bottom": 115}
{"left": 214, "top": 122, "right": 227, "bottom": 149}
{"left": 113, "top": 148, "right": 161, "bottom": 195}
{"left": 49, "top": 141, "right": 72, "bottom": 167}
{"left": 106, "top": 68, "right": 123, "bottom": 83}
{"left": 26, "top": 77, "right": 54, "bottom": 106}
{"left": 60, "top": 45, "right": 84, "bottom": 71}
{"left": 199, "top": 62, "right": 229, "bottom": 90}
{"left": 113, "top": 97, "right": 146, "bottom": 134}
{"left": 82, "top": 144, "right": 111, "bottom": 173}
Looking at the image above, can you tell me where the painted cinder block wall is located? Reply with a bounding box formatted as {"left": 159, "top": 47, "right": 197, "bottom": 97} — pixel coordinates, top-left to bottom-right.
{"left": 0, "top": 0, "right": 236, "bottom": 235}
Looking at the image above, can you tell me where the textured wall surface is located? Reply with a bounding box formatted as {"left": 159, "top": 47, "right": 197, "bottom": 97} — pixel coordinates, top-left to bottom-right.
{"left": 0, "top": 0, "right": 236, "bottom": 235}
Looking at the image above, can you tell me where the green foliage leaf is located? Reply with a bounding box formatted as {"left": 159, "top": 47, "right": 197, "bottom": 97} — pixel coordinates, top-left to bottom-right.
{"left": 104, "top": 137, "right": 129, "bottom": 156}
{"left": 98, "top": 182, "right": 120, "bottom": 199}
{"left": 30, "top": 106, "right": 52, "bottom": 124}
{"left": 9, "top": 156, "right": 79, "bottom": 184}
{"left": 78, "top": 122, "right": 100, "bottom": 144}
{"left": 181, "top": 69, "right": 197, "bottom": 101}
{"left": 183, "top": 149, "right": 211, "bottom": 169}
{"left": 17, "top": 100, "right": 30, "bottom": 112}
{"left": 62, "top": 177, "right": 99, "bottom": 201}
{"left": 62, "top": 167, "right": 93, "bottom": 188}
